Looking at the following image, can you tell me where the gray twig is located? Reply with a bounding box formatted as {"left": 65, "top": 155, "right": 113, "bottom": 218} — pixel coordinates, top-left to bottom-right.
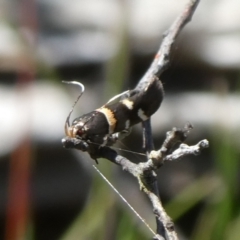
{"left": 97, "top": 123, "right": 208, "bottom": 240}
{"left": 164, "top": 139, "right": 209, "bottom": 162}
{"left": 140, "top": 0, "right": 200, "bottom": 82}
{"left": 137, "top": 1, "right": 201, "bottom": 238}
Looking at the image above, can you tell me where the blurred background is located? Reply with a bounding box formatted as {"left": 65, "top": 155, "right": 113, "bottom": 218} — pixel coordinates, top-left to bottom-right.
{"left": 0, "top": 0, "right": 240, "bottom": 239}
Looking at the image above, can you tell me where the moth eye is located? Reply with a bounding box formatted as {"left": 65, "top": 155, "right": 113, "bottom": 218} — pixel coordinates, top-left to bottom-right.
{"left": 77, "top": 128, "right": 85, "bottom": 136}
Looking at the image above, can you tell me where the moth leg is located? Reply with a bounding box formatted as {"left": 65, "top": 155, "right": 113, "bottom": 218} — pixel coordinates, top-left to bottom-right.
{"left": 62, "top": 137, "right": 100, "bottom": 163}
{"left": 62, "top": 137, "right": 89, "bottom": 151}
{"left": 104, "top": 128, "right": 132, "bottom": 146}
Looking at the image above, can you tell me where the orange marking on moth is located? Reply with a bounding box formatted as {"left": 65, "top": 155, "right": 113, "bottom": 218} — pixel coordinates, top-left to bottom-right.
{"left": 96, "top": 107, "right": 117, "bottom": 133}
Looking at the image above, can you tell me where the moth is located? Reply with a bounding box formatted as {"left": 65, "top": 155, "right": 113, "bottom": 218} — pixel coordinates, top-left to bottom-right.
{"left": 62, "top": 76, "right": 164, "bottom": 159}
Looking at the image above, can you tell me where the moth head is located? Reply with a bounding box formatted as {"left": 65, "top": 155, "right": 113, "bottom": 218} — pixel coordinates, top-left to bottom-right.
{"left": 63, "top": 81, "right": 85, "bottom": 138}
{"left": 65, "top": 119, "right": 86, "bottom": 138}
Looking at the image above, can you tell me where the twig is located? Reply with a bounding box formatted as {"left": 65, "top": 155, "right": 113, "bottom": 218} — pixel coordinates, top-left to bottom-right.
{"left": 149, "top": 123, "right": 194, "bottom": 165}
{"left": 96, "top": 124, "right": 208, "bottom": 240}
{"left": 140, "top": 0, "right": 200, "bottom": 82}
{"left": 164, "top": 139, "right": 209, "bottom": 162}
{"left": 138, "top": 1, "right": 201, "bottom": 238}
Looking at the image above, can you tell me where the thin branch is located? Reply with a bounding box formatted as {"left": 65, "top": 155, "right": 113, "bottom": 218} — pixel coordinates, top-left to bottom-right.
{"left": 138, "top": 1, "right": 200, "bottom": 237}
{"left": 137, "top": 2, "right": 201, "bottom": 235}
{"left": 140, "top": 0, "right": 200, "bottom": 82}
{"left": 149, "top": 123, "right": 194, "bottom": 166}
{"left": 164, "top": 139, "right": 209, "bottom": 162}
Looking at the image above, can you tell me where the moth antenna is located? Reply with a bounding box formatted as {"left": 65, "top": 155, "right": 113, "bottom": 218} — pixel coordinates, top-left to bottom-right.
{"left": 63, "top": 81, "right": 85, "bottom": 136}
{"left": 92, "top": 165, "right": 157, "bottom": 237}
